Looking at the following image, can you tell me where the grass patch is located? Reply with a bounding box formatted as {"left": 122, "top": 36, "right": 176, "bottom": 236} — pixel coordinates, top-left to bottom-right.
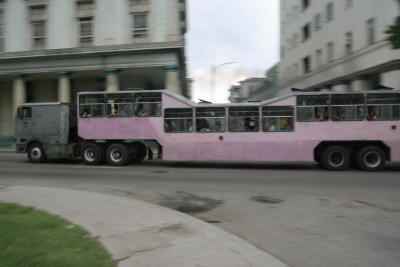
{"left": 0, "top": 203, "right": 116, "bottom": 267}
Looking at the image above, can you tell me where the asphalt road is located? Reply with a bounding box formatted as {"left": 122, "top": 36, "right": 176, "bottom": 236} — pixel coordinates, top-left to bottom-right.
{"left": 1, "top": 152, "right": 399, "bottom": 267}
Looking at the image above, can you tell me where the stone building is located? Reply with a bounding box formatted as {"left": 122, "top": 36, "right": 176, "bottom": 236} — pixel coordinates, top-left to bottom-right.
{"left": 279, "top": 0, "right": 400, "bottom": 95}
{"left": 0, "top": 0, "right": 188, "bottom": 146}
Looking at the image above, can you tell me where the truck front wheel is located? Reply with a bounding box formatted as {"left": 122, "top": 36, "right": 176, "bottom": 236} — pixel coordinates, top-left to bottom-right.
{"left": 81, "top": 143, "right": 105, "bottom": 165}
{"left": 27, "top": 143, "right": 46, "bottom": 163}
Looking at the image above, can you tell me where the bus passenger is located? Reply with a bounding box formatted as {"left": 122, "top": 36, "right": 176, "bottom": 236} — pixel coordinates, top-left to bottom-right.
{"left": 367, "top": 106, "right": 377, "bottom": 121}
{"left": 135, "top": 103, "right": 149, "bottom": 117}
{"left": 244, "top": 117, "right": 257, "bottom": 131}
{"left": 196, "top": 119, "right": 210, "bottom": 132}
{"left": 332, "top": 107, "right": 344, "bottom": 121}
{"left": 315, "top": 108, "right": 325, "bottom": 121}
{"left": 164, "top": 121, "right": 173, "bottom": 132}
{"left": 81, "top": 109, "right": 91, "bottom": 118}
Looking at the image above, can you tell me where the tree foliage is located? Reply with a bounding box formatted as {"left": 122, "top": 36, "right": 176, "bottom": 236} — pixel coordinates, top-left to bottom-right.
{"left": 386, "top": 16, "right": 400, "bottom": 49}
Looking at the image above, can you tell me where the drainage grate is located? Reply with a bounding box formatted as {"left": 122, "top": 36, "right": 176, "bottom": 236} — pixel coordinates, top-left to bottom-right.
{"left": 250, "top": 196, "right": 282, "bottom": 204}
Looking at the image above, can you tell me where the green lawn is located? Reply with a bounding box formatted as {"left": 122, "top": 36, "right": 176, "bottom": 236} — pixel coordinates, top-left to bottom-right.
{"left": 0, "top": 203, "right": 116, "bottom": 267}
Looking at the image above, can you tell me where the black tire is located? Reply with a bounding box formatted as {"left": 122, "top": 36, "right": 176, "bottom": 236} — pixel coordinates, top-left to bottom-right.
{"left": 27, "top": 143, "right": 46, "bottom": 163}
{"left": 106, "top": 143, "right": 130, "bottom": 166}
{"left": 321, "top": 145, "right": 351, "bottom": 171}
{"left": 81, "top": 143, "right": 105, "bottom": 165}
{"left": 130, "top": 142, "right": 147, "bottom": 164}
{"left": 356, "top": 146, "right": 386, "bottom": 171}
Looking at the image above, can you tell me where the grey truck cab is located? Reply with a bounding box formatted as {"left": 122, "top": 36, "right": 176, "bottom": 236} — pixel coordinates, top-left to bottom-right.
{"left": 14, "top": 103, "right": 78, "bottom": 162}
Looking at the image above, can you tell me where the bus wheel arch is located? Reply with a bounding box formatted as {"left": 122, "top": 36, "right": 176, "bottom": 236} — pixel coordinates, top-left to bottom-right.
{"left": 27, "top": 142, "right": 46, "bottom": 163}
{"left": 81, "top": 142, "right": 105, "bottom": 165}
{"left": 129, "top": 142, "right": 147, "bottom": 164}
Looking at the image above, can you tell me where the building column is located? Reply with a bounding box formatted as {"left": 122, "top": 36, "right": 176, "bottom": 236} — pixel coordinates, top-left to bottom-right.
{"left": 331, "top": 83, "right": 350, "bottom": 92}
{"left": 12, "top": 74, "right": 27, "bottom": 114}
{"left": 381, "top": 70, "right": 400, "bottom": 90}
{"left": 165, "top": 65, "right": 181, "bottom": 94}
{"left": 105, "top": 69, "right": 120, "bottom": 92}
{"left": 57, "top": 71, "right": 72, "bottom": 103}
{"left": 351, "top": 79, "right": 370, "bottom": 91}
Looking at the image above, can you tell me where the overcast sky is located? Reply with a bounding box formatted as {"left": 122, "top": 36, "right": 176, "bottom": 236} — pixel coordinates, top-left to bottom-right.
{"left": 186, "top": 0, "right": 280, "bottom": 103}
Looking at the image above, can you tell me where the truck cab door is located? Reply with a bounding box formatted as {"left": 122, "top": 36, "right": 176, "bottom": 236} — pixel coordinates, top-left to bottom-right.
{"left": 16, "top": 107, "right": 33, "bottom": 138}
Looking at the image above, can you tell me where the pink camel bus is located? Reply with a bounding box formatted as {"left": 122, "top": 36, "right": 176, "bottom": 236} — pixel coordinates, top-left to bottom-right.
{"left": 16, "top": 90, "right": 400, "bottom": 171}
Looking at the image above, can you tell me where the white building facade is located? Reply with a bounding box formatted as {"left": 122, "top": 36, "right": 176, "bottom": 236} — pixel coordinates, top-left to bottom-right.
{"left": 0, "top": 0, "right": 188, "bottom": 146}
{"left": 279, "top": 0, "right": 400, "bottom": 95}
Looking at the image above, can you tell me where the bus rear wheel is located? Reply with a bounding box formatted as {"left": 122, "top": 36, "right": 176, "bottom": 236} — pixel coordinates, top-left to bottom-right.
{"left": 321, "top": 145, "right": 350, "bottom": 171}
{"left": 106, "top": 143, "right": 130, "bottom": 166}
{"left": 356, "top": 146, "right": 386, "bottom": 171}
{"left": 130, "top": 143, "right": 147, "bottom": 164}
{"left": 81, "top": 143, "right": 104, "bottom": 165}
{"left": 27, "top": 143, "right": 46, "bottom": 163}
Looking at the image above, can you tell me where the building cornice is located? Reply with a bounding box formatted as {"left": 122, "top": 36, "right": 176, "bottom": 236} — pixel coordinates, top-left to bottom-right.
{"left": 0, "top": 41, "right": 185, "bottom": 61}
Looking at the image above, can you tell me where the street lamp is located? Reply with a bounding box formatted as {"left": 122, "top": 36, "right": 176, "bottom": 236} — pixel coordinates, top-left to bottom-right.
{"left": 210, "top": 62, "right": 236, "bottom": 102}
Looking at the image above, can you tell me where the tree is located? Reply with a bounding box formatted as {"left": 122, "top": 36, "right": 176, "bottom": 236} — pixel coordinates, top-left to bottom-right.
{"left": 386, "top": 0, "right": 400, "bottom": 49}
{"left": 386, "top": 16, "right": 400, "bottom": 49}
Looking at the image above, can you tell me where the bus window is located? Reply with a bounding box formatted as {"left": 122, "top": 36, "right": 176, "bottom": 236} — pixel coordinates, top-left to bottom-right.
{"left": 297, "top": 95, "right": 330, "bottom": 122}
{"left": 134, "top": 92, "right": 162, "bottom": 117}
{"left": 195, "top": 107, "right": 226, "bottom": 132}
{"left": 79, "top": 94, "right": 105, "bottom": 117}
{"left": 262, "top": 106, "right": 294, "bottom": 132}
{"left": 331, "top": 94, "right": 365, "bottom": 121}
{"left": 228, "top": 106, "right": 259, "bottom": 132}
{"left": 164, "top": 108, "right": 193, "bottom": 133}
{"left": 106, "top": 93, "right": 133, "bottom": 117}
{"left": 366, "top": 93, "right": 400, "bottom": 121}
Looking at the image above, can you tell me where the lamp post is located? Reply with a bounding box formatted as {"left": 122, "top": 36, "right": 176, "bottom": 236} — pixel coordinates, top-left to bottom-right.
{"left": 210, "top": 62, "right": 236, "bottom": 102}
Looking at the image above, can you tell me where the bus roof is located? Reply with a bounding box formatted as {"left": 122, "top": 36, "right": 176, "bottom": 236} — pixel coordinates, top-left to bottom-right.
{"left": 77, "top": 89, "right": 400, "bottom": 108}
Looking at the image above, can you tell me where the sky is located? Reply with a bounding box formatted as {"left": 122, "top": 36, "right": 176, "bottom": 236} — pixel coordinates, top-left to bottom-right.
{"left": 186, "top": 0, "right": 280, "bottom": 103}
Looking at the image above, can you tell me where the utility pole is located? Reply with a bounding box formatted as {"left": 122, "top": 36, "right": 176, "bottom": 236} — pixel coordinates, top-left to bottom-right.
{"left": 210, "top": 62, "right": 236, "bottom": 102}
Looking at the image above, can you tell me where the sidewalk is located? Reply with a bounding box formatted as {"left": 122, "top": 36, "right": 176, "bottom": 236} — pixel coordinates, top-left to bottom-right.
{"left": 0, "top": 185, "right": 288, "bottom": 267}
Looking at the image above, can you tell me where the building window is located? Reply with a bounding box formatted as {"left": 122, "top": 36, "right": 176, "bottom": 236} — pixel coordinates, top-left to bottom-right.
{"left": 77, "top": 0, "right": 95, "bottom": 47}
{"left": 293, "top": 6, "right": 299, "bottom": 20}
{"left": 292, "top": 33, "right": 299, "bottom": 48}
{"left": 302, "top": 56, "right": 312, "bottom": 74}
{"left": 366, "top": 18, "right": 376, "bottom": 46}
{"left": 313, "top": 13, "right": 322, "bottom": 31}
{"left": 29, "top": 5, "right": 47, "bottom": 50}
{"left": 0, "top": 9, "right": 4, "bottom": 52}
{"left": 133, "top": 13, "right": 148, "bottom": 40}
{"left": 345, "top": 32, "right": 353, "bottom": 55}
{"left": 326, "top": 2, "right": 334, "bottom": 22}
{"left": 327, "top": 42, "right": 334, "bottom": 62}
{"left": 345, "top": 0, "right": 353, "bottom": 9}
{"left": 302, "top": 23, "right": 311, "bottom": 42}
{"left": 315, "top": 49, "right": 323, "bottom": 68}
{"left": 131, "top": 0, "right": 149, "bottom": 5}
{"left": 79, "top": 18, "right": 93, "bottom": 46}
{"left": 302, "top": 0, "right": 310, "bottom": 11}
{"left": 293, "top": 63, "right": 299, "bottom": 78}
